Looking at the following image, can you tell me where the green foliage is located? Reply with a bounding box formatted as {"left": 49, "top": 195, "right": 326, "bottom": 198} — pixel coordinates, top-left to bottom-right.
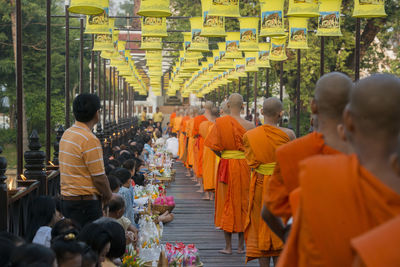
{"left": 0, "top": 129, "right": 16, "bottom": 146}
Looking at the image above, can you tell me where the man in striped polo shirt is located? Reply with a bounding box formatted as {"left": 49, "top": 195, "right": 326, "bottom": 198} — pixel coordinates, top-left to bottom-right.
{"left": 60, "top": 93, "right": 112, "bottom": 227}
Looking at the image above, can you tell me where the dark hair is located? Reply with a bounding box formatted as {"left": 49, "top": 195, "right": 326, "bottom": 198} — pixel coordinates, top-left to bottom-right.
{"left": 108, "top": 195, "right": 125, "bottom": 213}
{"left": 107, "top": 175, "right": 121, "bottom": 192}
{"left": 26, "top": 196, "right": 56, "bottom": 242}
{"left": 170, "top": 132, "right": 177, "bottom": 138}
{"left": 0, "top": 231, "right": 25, "bottom": 246}
{"left": 0, "top": 237, "right": 16, "bottom": 266}
{"left": 51, "top": 218, "right": 81, "bottom": 240}
{"left": 73, "top": 93, "right": 101, "bottom": 123}
{"left": 81, "top": 246, "right": 98, "bottom": 267}
{"left": 10, "top": 243, "right": 55, "bottom": 267}
{"left": 108, "top": 159, "right": 121, "bottom": 169}
{"left": 78, "top": 223, "right": 111, "bottom": 257}
{"left": 95, "top": 219, "right": 126, "bottom": 259}
{"left": 122, "top": 159, "right": 136, "bottom": 172}
{"left": 51, "top": 234, "right": 83, "bottom": 265}
{"left": 112, "top": 168, "right": 132, "bottom": 185}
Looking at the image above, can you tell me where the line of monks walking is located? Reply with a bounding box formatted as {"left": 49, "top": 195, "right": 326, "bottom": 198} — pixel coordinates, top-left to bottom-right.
{"left": 169, "top": 72, "right": 400, "bottom": 267}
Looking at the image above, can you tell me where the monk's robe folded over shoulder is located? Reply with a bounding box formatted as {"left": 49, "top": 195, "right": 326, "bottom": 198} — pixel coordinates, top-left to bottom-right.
{"left": 173, "top": 116, "right": 182, "bottom": 134}
{"left": 178, "top": 116, "right": 189, "bottom": 160}
{"left": 277, "top": 154, "right": 400, "bottom": 267}
{"left": 351, "top": 215, "right": 400, "bottom": 267}
{"left": 266, "top": 132, "right": 339, "bottom": 221}
{"left": 193, "top": 115, "right": 208, "bottom": 178}
{"left": 200, "top": 121, "right": 216, "bottom": 191}
{"left": 170, "top": 112, "right": 176, "bottom": 131}
{"left": 243, "top": 125, "right": 290, "bottom": 262}
{"left": 186, "top": 118, "right": 195, "bottom": 168}
{"left": 204, "top": 115, "right": 251, "bottom": 233}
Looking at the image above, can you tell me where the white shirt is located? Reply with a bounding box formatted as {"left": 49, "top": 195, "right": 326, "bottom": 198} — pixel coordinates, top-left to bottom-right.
{"left": 32, "top": 226, "right": 52, "bottom": 248}
{"left": 166, "top": 137, "right": 179, "bottom": 158}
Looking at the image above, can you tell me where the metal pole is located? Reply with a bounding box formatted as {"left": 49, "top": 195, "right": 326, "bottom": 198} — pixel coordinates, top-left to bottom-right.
{"left": 16, "top": 0, "right": 23, "bottom": 176}
{"left": 238, "top": 78, "right": 241, "bottom": 95}
{"left": 117, "top": 75, "right": 120, "bottom": 122}
{"left": 113, "top": 68, "right": 116, "bottom": 122}
{"left": 98, "top": 54, "right": 101, "bottom": 99}
{"left": 124, "top": 81, "right": 127, "bottom": 119}
{"left": 296, "top": 50, "right": 301, "bottom": 137}
{"left": 246, "top": 72, "right": 250, "bottom": 117}
{"left": 226, "top": 84, "right": 229, "bottom": 98}
{"left": 265, "top": 68, "right": 270, "bottom": 98}
{"left": 355, "top": 18, "right": 361, "bottom": 81}
{"left": 65, "top": 5, "right": 70, "bottom": 128}
{"left": 279, "top": 61, "right": 283, "bottom": 102}
{"left": 46, "top": 0, "right": 51, "bottom": 164}
{"left": 320, "top": 36, "right": 325, "bottom": 77}
{"left": 109, "top": 67, "right": 112, "bottom": 122}
{"left": 79, "top": 18, "right": 84, "bottom": 94}
{"left": 103, "top": 59, "right": 106, "bottom": 127}
{"left": 90, "top": 35, "right": 95, "bottom": 94}
{"left": 218, "top": 87, "right": 221, "bottom": 105}
{"left": 254, "top": 72, "right": 258, "bottom": 126}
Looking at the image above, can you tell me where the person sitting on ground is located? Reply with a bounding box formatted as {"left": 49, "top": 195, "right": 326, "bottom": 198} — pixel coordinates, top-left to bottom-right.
{"left": 142, "top": 135, "right": 154, "bottom": 161}
{"left": 26, "top": 196, "right": 62, "bottom": 247}
{"left": 78, "top": 223, "right": 111, "bottom": 265}
{"left": 10, "top": 243, "right": 56, "bottom": 267}
{"left": 0, "top": 231, "right": 25, "bottom": 247}
{"left": 132, "top": 158, "right": 146, "bottom": 186}
{"left": 81, "top": 246, "right": 98, "bottom": 267}
{"left": 154, "top": 129, "right": 166, "bottom": 147}
{"left": 0, "top": 237, "right": 16, "bottom": 267}
{"left": 113, "top": 168, "right": 136, "bottom": 225}
{"left": 122, "top": 159, "right": 136, "bottom": 185}
{"left": 108, "top": 175, "right": 122, "bottom": 193}
{"left": 51, "top": 218, "right": 81, "bottom": 241}
{"left": 166, "top": 132, "right": 179, "bottom": 158}
{"left": 51, "top": 233, "right": 83, "bottom": 267}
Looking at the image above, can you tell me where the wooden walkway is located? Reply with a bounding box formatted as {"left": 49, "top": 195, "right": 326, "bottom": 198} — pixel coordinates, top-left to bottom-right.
{"left": 163, "top": 162, "right": 259, "bottom": 267}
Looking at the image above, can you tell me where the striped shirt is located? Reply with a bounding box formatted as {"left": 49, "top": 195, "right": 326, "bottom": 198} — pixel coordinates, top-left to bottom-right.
{"left": 59, "top": 121, "right": 105, "bottom": 196}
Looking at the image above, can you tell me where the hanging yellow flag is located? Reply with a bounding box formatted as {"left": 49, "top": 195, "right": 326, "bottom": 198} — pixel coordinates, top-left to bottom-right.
{"left": 239, "top": 17, "right": 259, "bottom": 52}
{"left": 260, "top": 0, "right": 285, "bottom": 37}
{"left": 245, "top": 52, "right": 258, "bottom": 72}
{"left": 234, "top": 59, "right": 247, "bottom": 78}
{"left": 316, "top": 0, "right": 342, "bottom": 36}
{"left": 287, "top": 0, "right": 319, "bottom": 17}
{"left": 217, "top": 43, "right": 235, "bottom": 69}
{"left": 85, "top": 7, "right": 110, "bottom": 34}
{"left": 225, "top": 32, "right": 242, "bottom": 59}
{"left": 146, "top": 50, "right": 163, "bottom": 60}
{"left": 140, "top": 36, "right": 162, "bottom": 50}
{"left": 268, "top": 35, "right": 287, "bottom": 61}
{"left": 288, "top": 17, "right": 309, "bottom": 49}
{"left": 92, "top": 34, "right": 113, "bottom": 51}
{"left": 353, "top": 0, "right": 386, "bottom": 18}
{"left": 69, "top": 0, "right": 108, "bottom": 15}
{"left": 142, "top": 17, "right": 168, "bottom": 37}
{"left": 257, "top": 43, "right": 271, "bottom": 68}
{"left": 208, "top": 0, "right": 240, "bottom": 17}
{"left": 188, "top": 17, "right": 209, "bottom": 52}
{"left": 137, "top": 0, "right": 172, "bottom": 17}
{"left": 201, "top": 0, "right": 226, "bottom": 37}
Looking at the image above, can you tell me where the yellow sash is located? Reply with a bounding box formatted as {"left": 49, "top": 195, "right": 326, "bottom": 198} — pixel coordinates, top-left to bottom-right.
{"left": 221, "top": 150, "right": 246, "bottom": 159}
{"left": 255, "top": 162, "right": 276, "bottom": 176}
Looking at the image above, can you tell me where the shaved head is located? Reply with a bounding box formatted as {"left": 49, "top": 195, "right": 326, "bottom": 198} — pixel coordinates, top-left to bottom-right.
{"left": 263, "top": 97, "right": 283, "bottom": 117}
{"left": 348, "top": 73, "right": 400, "bottom": 137}
{"left": 228, "top": 93, "right": 244, "bottom": 110}
{"left": 211, "top": 106, "right": 220, "bottom": 118}
{"left": 204, "top": 101, "right": 213, "bottom": 111}
{"left": 221, "top": 101, "right": 230, "bottom": 115}
{"left": 314, "top": 72, "right": 353, "bottom": 120}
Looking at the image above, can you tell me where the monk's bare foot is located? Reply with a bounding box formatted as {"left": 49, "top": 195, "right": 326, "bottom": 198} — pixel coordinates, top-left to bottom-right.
{"left": 196, "top": 189, "right": 204, "bottom": 193}
{"left": 218, "top": 249, "right": 232, "bottom": 255}
{"left": 237, "top": 248, "right": 245, "bottom": 254}
{"left": 195, "top": 183, "right": 201, "bottom": 186}
{"left": 202, "top": 195, "right": 210, "bottom": 200}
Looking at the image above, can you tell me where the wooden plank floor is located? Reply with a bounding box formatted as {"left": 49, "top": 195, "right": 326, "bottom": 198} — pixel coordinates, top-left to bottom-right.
{"left": 162, "top": 162, "right": 259, "bottom": 267}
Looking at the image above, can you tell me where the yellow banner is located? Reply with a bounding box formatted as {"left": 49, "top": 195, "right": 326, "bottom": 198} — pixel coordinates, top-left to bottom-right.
{"left": 142, "top": 17, "right": 167, "bottom": 37}
{"left": 268, "top": 36, "right": 287, "bottom": 61}
{"left": 239, "top": 17, "right": 259, "bottom": 52}
{"left": 140, "top": 36, "right": 162, "bottom": 50}
{"left": 245, "top": 52, "right": 258, "bottom": 72}
{"left": 208, "top": 0, "right": 240, "bottom": 17}
{"left": 69, "top": 0, "right": 108, "bottom": 16}
{"left": 145, "top": 50, "right": 162, "bottom": 59}
{"left": 287, "top": 0, "right": 319, "bottom": 17}
{"left": 188, "top": 17, "right": 209, "bottom": 52}
{"left": 316, "top": 0, "right": 342, "bottom": 36}
{"left": 353, "top": 0, "right": 386, "bottom": 18}
{"left": 92, "top": 34, "right": 113, "bottom": 51}
{"left": 288, "top": 17, "right": 309, "bottom": 49}
{"left": 225, "top": 32, "right": 242, "bottom": 59}
{"left": 260, "top": 0, "right": 285, "bottom": 37}
{"left": 234, "top": 58, "right": 247, "bottom": 78}
{"left": 137, "top": 0, "right": 172, "bottom": 17}
{"left": 85, "top": 7, "right": 110, "bottom": 34}
{"left": 257, "top": 43, "right": 271, "bottom": 68}
{"left": 201, "top": 0, "right": 226, "bottom": 37}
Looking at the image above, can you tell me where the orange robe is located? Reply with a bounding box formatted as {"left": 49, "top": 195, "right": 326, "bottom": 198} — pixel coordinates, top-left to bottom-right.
{"left": 173, "top": 116, "right": 182, "bottom": 135}
{"left": 193, "top": 115, "right": 208, "bottom": 178}
{"left": 243, "top": 125, "right": 290, "bottom": 261}
{"left": 199, "top": 121, "right": 216, "bottom": 191}
{"left": 178, "top": 116, "right": 189, "bottom": 159}
{"left": 204, "top": 115, "right": 251, "bottom": 233}
{"left": 277, "top": 154, "right": 400, "bottom": 267}
{"left": 186, "top": 118, "right": 195, "bottom": 168}
{"left": 266, "top": 132, "right": 339, "bottom": 220}
{"left": 351, "top": 215, "right": 400, "bottom": 267}
{"left": 170, "top": 112, "right": 176, "bottom": 132}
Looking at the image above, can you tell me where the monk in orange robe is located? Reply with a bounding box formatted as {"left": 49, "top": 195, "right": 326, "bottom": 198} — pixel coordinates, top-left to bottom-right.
{"left": 178, "top": 110, "right": 189, "bottom": 160}
{"left": 243, "top": 98, "right": 295, "bottom": 266}
{"left": 351, "top": 138, "right": 400, "bottom": 267}
{"left": 170, "top": 106, "right": 177, "bottom": 133}
{"left": 193, "top": 108, "right": 209, "bottom": 181}
{"left": 214, "top": 101, "right": 229, "bottom": 228}
{"left": 277, "top": 74, "right": 400, "bottom": 267}
{"left": 263, "top": 73, "right": 354, "bottom": 238}
{"left": 199, "top": 106, "right": 219, "bottom": 200}
{"left": 173, "top": 111, "right": 182, "bottom": 135}
{"left": 204, "top": 94, "right": 255, "bottom": 254}
{"left": 186, "top": 109, "right": 196, "bottom": 176}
